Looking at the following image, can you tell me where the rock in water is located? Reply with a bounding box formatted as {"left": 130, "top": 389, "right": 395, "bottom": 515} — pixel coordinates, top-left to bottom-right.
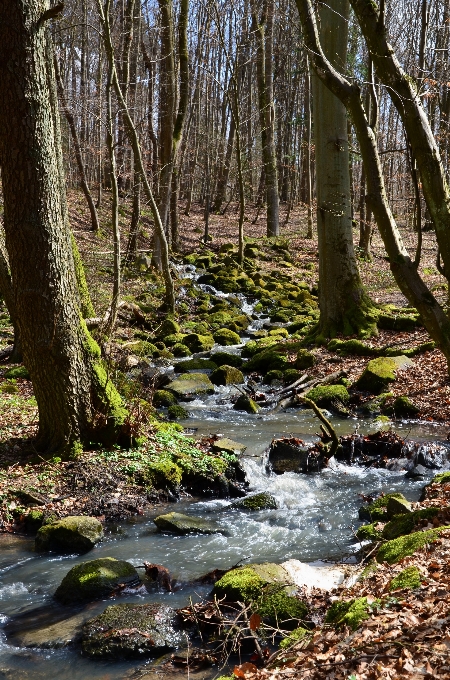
{"left": 233, "top": 394, "right": 259, "bottom": 413}
{"left": 35, "top": 516, "right": 103, "bottom": 554}
{"left": 55, "top": 557, "right": 140, "bottom": 604}
{"left": 210, "top": 365, "right": 244, "bottom": 385}
{"left": 211, "top": 438, "right": 247, "bottom": 455}
{"left": 153, "top": 512, "right": 223, "bottom": 535}
{"left": 81, "top": 603, "right": 184, "bottom": 659}
{"left": 267, "top": 438, "right": 325, "bottom": 474}
{"left": 166, "top": 373, "right": 214, "bottom": 400}
{"left": 231, "top": 492, "right": 278, "bottom": 511}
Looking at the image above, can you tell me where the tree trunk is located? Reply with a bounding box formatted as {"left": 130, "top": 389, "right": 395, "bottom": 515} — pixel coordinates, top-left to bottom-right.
{"left": 0, "top": 0, "right": 127, "bottom": 454}
{"left": 311, "top": 0, "right": 374, "bottom": 340}
{"left": 0, "top": 240, "right": 22, "bottom": 362}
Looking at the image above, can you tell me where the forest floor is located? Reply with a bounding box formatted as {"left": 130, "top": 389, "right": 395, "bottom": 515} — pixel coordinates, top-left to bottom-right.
{"left": 1, "top": 193, "right": 450, "bottom": 678}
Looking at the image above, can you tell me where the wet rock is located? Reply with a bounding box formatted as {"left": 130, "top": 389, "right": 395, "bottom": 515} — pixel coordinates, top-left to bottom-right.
{"left": 211, "top": 438, "right": 247, "bottom": 455}
{"left": 153, "top": 512, "right": 223, "bottom": 535}
{"left": 356, "top": 356, "right": 413, "bottom": 394}
{"left": 233, "top": 394, "right": 260, "bottom": 413}
{"left": 35, "top": 516, "right": 103, "bottom": 554}
{"left": 9, "top": 611, "right": 87, "bottom": 649}
{"left": 210, "top": 351, "right": 243, "bottom": 368}
{"left": 231, "top": 492, "right": 277, "bottom": 511}
{"left": 210, "top": 365, "right": 244, "bottom": 385}
{"left": 81, "top": 603, "right": 184, "bottom": 659}
{"left": 166, "top": 373, "right": 214, "bottom": 401}
{"left": 175, "top": 358, "right": 217, "bottom": 372}
{"left": 358, "top": 492, "right": 409, "bottom": 522}
{"left": 267, "top": 437, "right": 325, "bottom": 474}
{"left": 383, "top": 395, "right": 419, "bottom": 417}
{"left": 55, "top": 557, "right": 140, "bottom": 605}
{"left": 405, "top": 464, "right": 427, "bottom": 479}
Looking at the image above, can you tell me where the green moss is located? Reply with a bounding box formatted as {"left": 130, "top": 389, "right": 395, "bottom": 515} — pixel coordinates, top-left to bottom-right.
{"left": 257, "top": 585, "right": 307, "bottom": 624}
{"left": 4, "top": 365, "right": 30, "bottom": 379}
{"left": 55, "top": 557, "right": 139, "bottom": 604}
{"left": 234, "top": 395, "right": 259, "bottom": 413}
{"left": 279, "top": 627, "right": 310, "bottom": 649}
{"left": 325, "top": 597, "right": 378, "bottom": 631}
{"left": 183, "top": 333, "right": 215, "bottom": 352}
{"left": 383, "top": 396, "right": 419, "bottom": 417}
{"left": 356, "top": 523, "right": 382, "bottom": 541}
{"left": 172, "top": 343, "right": 191, "bottom": 357}
{"left": 167, "top": 405, "right": 188, "bottom": 420}
{"left": 163, "top": 333, "right": 186, "bottom": 347}
{"left": 213, "top": 328, "right": 241, "bottom": 346}
{"left": 283, "top": 369, "right": 301, "bottom": 384}
{"left": 428, "top": 471, "right": 450, "bottom": 485}
{"left": 305, "top": 384, "right": 349, "bottom": 407}
{"left": 377, "top": 313, "right": 418, "bottom": 331}
{"left": 92, "top": 363, "right": 128, "bottom": 439}
{"left": 211, "top": 352, "right": 243, "bottom": 368}
{"left": 153, "top": 390, "right": 177, "bottom": 407}
{"left": 356, "top": 357, "right": 398, "bottom": 393}
{"left": 145, "top": 460, "right": 183, "bottom": 488}
{"left": 159, "top": 319, "right": 180, "bottom": 336}
{"left": 175, "top": 358, "right": 217, "bottom": 372}
{"left": 389, "top": 566, "right": 422, "bottom": 591}
{"left": 210, "top": 365, "right": 244, "bottom": 385}
{"left": 214, "top": 567, "right": 265, "bottom": 602}
{"left": 327, "top": 339, "right": 378, "bottom": 357}
{"left": 241, "top": 337, "right": 278, "bottom": 358}
{"left": 382, "top": 507, "right": 439, "bottom": 541}
{"left": 0, "top": 381, "right": 18, "bottom": 394}
{"left": 376, "top": 526, "right": 450, "bottom": 564}
{"left": 231, "top": 492, "right": 277, "bottom": 511}
{"left": 264, "top": 369, "right": 284, "bottom": 384}
{"left": 359, "top": 492, "right": 406, "bottom": 522}
{"left": 71, "top": 232, "right": 95, "bottom": 318}
{"left": 246, "top": 350, "right": 290, "bottom": 373}
{"left": 295, "top": 349, "right": 315, "bottom": 370}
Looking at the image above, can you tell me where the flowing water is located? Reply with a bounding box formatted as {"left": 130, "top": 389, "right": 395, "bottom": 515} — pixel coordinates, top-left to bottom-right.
{"left": 1, "top": 271, "right": 449, "bottom": 678}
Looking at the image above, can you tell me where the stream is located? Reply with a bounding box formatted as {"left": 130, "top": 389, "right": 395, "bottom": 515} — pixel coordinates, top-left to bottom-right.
{"left": 1, "top": 272, "right": 449, "bottom": 679}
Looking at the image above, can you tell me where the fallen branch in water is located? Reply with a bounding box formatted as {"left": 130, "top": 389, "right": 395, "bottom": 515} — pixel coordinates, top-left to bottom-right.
{"left": 272, "top": 369, "right": 347, "bottom": 412}
{"left": 300, "top": 396, "right": 339, "bottom": 458}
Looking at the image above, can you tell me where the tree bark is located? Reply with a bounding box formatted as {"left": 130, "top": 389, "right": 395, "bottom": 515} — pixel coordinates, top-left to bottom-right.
{"left": 311, "top": 0, "right": 374, "bottom": 340}
{"left": 0, "top": 0, "right": 127, "bottom": 454}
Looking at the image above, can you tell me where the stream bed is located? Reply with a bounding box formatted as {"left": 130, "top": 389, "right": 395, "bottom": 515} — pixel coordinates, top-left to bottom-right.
{"left": 0, "top": 407, "right": 447, "bottom": 680}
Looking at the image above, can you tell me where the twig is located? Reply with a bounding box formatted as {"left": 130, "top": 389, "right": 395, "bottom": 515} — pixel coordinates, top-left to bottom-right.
{"left": 300, "top": 397, "right": 339, "bottom": 457}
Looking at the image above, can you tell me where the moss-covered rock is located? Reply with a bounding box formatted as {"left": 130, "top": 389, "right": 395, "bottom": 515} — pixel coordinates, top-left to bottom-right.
{"left": 81, "top": 603, "right": 183, "bottom": 659}
{"left": 305, "top": 384, "right": 349, "bottom": 407}
{"left": 295, "top": 349, "right": 315, "bottom": 370}
{"left": 154, "top": 512, "right": 223, "bottom": 535}
{"left": 355, "top": 523, "right": 383, "bottom": 542}
{"left": 263, "top": 369, "right": 284, "bottom": 385}
{"left": 213, "top": 328, "right": 242, "bottom": 346}
{"left": 153, "top": 390, "right": 178, "bottom": 407}
{"left": 175, "top": 358, "right": 217, "bottom": 372}
{"left": 389, "top": 566, "right": 422, "bottom": 591}
{"left": 383, "top": 396, "right": 419, "bottom": 417}
{"left": 35, "top": 516, "right": 103, "bottom": 554}
{"left": 210, "top": 352, "right": 243, "bottom": 368}
{"left": 159, "top": 319, "right": 180, "bottom": 336}
{"left": 376, "top": 526, "right": 450, "bottom": 564}
{"left": 55, "top": 558, "right": 140, "bottom": 604}
{"left": 325, "top": 597, "right": 377, "bottom": 631}
{"left": 358, "top": 492, "right": 408, "bottom": 522}
{"left": 377, "top": 312, "right": 419, "bottom": 331}
{"left": 233, "top": 394, "right": 260, "bottom": 413}
{"left": 166, "top": 373, "right": 214, "bottom": 400}
{"left": 269, "top": 327, "right": 289, "bottom": 338}
{"left": 172, "top": 343, "right": 191, "bottom": 357}
{"left": 210, "top": 365, "right": 244, "bottom": 385}
{"left": 246, "top": 349, "right": 290, "bottom": 373}
{"left": 213, "top": 564, "right": 307, "bottom": 625}
{"left": 327, "top": 339, "right": 378, "bottom": 357}
{"left": 231, "top": 492, "right": 278, "bottom": 511}
{"left": 167, "top": 405, "right": 189, "bottom": 420}
{"left": 429, "top": 471, "right": 450, "bottom": 485}
{"left": 386, "top": 494, "right": 411, "bottom": 518}
{"left": 241, "top": 336, "right": 278, "bottom": 358}
{"left": 356, "top": 356, "right": 413, "bottom": 394}
{"left": 183, "top": 333, "right": 215, "bottom": 353}
{"left": 283, "top": 369, "right": 301, "bottom": 385}
{"left": 4, "top": 365, "right": 30, "bottom": 379}
{"left": 362, "top": 392, "right": 392, "bottom": 415}
{"left": 382, "top": 507, "right": 439, "bottom": 541}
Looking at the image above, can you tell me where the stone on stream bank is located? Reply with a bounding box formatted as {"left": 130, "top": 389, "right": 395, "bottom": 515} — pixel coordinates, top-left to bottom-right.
{"left": 153, "top": 512, "right": 223, "bottom": 535}
{"left": 81, "top": 603, "right": 184, "bottom": 660}
{"left": 55, "top": 557, "right": 140, "bottom": 604}
{"left": 211, "top": 438, "right": 247, "bottom": 455}
{"left": 35, "top": 516, "right": 103, "bottom": 554}
{"left": 166, "top": 373, "right": 214, "bottom": 400}
{"left": 355, "top": 355, "right": 413, "bottom": 393}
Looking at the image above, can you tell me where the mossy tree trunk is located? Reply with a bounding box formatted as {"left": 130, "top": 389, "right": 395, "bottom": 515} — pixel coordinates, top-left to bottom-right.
{"left": 0, "top": 0, "right": 127, "bottom": 454}
{"left": 311, "top": 0, "right": 375, "bottom": 341}
{"left": 0, "top": 239, "right": 22, "bottom": 362}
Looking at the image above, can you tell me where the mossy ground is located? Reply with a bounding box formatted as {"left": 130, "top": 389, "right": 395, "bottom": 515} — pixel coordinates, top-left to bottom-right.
{"left": 389, "top": 566, "right": 422, "bottom": 590}
{"left": 325, "top": 597, "right": 379, "bottom": 631}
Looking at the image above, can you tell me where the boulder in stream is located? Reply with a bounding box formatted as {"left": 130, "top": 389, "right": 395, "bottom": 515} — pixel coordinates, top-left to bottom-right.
{"left": 35, "top": 516, "right": 103, "bottom": 554}
{"left": 210, "top": 365, "right": 244, "bottom": 385}
{"left": 81, "top": 603, "right": 184, "bottom": 659}
{"left": 231, "top": 492, "right": 277, "bottom": 511}
{"left": 9, "top": 611, "right": 88, "bottom": 649}
{"left": 211, "top": 438, "right": 247, "bottom": 455}
{"left": 233, "top": 394, "right": 259, "bottom": 413}
{"left": 55, "top": 557, "right": 140, "bottom": 605}
{"left": 267, "top": 437, "right": 326, "bottom": 474}
{"left": 213, "top": 328, "right": 241, "bottom": 346}
{"left": 153, "top": 511, "right": 223, "bottom": 535}
{"left": 166, "top": 372, "right": 214, "bottom": 400}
